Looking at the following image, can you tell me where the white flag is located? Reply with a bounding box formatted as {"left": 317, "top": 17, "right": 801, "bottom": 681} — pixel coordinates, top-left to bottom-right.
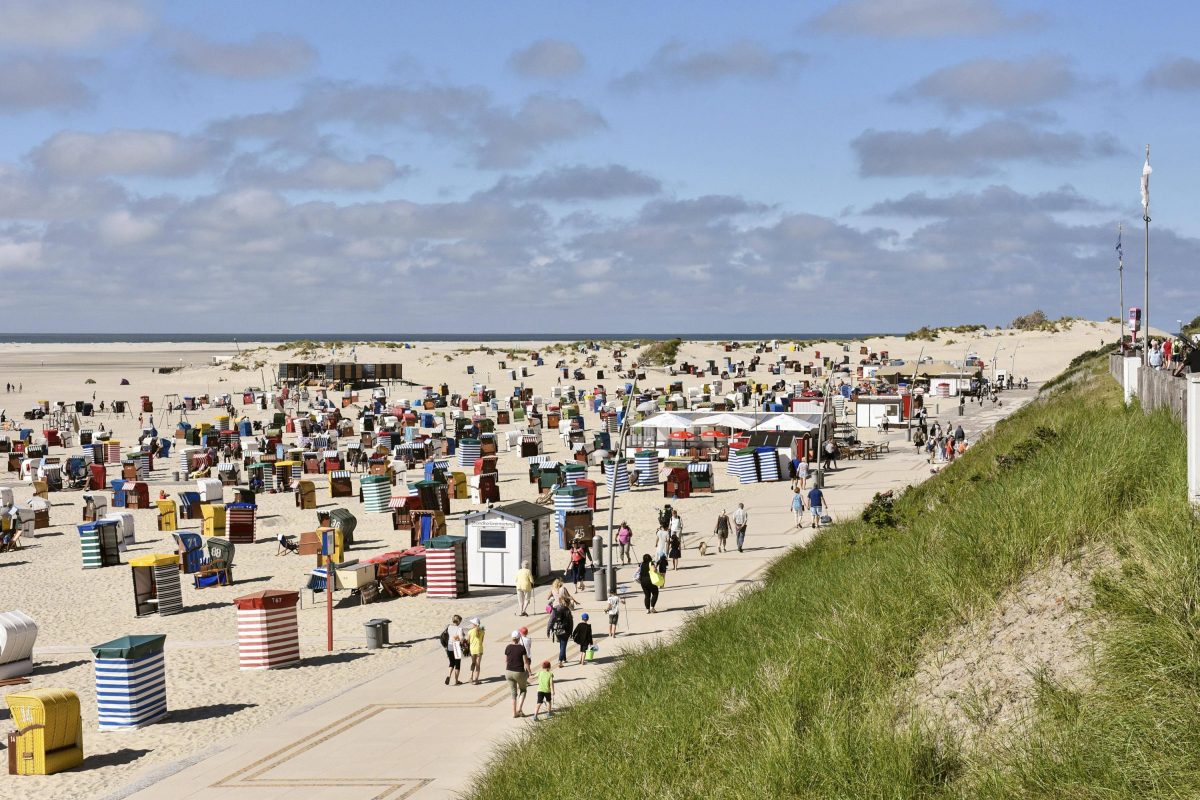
{"left": 1141, "top": 154, "right": 1152, "bottom": 214}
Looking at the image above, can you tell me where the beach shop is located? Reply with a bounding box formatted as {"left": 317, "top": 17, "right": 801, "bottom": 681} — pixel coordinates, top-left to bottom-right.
{"left": 463, "top": 501, "right": 553, "bottom": 587}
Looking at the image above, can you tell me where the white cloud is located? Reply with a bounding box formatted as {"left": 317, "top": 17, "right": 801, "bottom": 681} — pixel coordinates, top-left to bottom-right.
{"left": 31, "top": 129, "right": 226, "bottom": 178}
{"left": 0, "top": 0, "right": 149, "bottom": 49}
{"left": 508, "top": 39, "right": 585, "bottom": 78}
{"left": 226, "top": 153, "right": 408, "bottom": 191}
{"left": 614, "top": 39, "right": 807, "bottom": 91}
{"left": 809, "top": 0, "right": 1042, "bottom": 38}
{"left": 165, "top": 31, "right": 317, "bottom": 80}
{"left": 0, "top": 56, "right": 94, "bottom": 111}
{"left": 0, "top": 237, "right": 42, "bottom": 269}
{"left": 897, "top": 55, "right": 1080, "bottom": 111}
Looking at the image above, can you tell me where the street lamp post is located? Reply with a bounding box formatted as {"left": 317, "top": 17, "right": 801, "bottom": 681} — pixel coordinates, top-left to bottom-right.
{"left": 601, "top": 380, "right": 638, "bottom": 599}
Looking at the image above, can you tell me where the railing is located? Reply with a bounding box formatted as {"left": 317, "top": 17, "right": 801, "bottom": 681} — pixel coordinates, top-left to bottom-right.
{"left": 1110, "top": 353, "right": 1188, "bottom": 422}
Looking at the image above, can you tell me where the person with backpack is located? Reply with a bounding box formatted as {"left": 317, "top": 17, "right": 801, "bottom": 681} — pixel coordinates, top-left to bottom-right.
{"left": 807, "top": 485, "right": 826, "bottom": 529}
{"left": 637, "top": 553, "right": 659, "bottom": 613}
{"left": 572, "top": 612, "right": 594, "bottom": 665}
{"left": 714, "top": 510, "right": 731, "bottom": 552}
{"left": 550, "top": 601, "right": 574, "bottom": 667}
{"left": 441, "top": 614, "right": 465, "bottom": 686}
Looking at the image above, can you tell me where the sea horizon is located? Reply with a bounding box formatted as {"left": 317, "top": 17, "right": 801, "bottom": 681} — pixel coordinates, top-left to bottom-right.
{"left": 0, "top": 332, "right": 895, "bottom": 345}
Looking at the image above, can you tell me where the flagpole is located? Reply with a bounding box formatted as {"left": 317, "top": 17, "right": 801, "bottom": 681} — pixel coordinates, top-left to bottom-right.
{"left": 1118, "top": 223, "right": 1125, "bottom": 353}
{"left": 1142, "top": 144, "right": 1151, "bottom": 367}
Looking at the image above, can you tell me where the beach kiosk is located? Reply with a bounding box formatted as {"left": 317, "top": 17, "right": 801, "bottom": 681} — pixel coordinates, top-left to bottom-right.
{"left": 233, "top": 590, "right": 300, "bottom": 670}
{"left": 463, "top": 501, "right": 553, "bottom": 587}
{"left": 4, "top": 689, "right": 83, "bottom": 775}
{"left": 130, "top": 554, "right": 183, "bottom": 617}
{"left": 91, "top": 634, "right": 168, "bottom": 730}
{"left": 425, "top": 535, "right": 468, "bottom": 598}
{"left": 0, "top": 610, "right": 38, "bottom": 679}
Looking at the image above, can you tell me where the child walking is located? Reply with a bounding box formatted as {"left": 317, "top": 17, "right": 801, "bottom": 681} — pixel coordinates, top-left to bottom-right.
{"left": 572, "top": 612, "right": 594, "bottom": 665}
{"left": 533, "top": 660, "right": 554, "bottom": 720}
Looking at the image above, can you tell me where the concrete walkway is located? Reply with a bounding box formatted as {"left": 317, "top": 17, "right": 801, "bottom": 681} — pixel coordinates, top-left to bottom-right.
{"left": 114, "top": 392, "right": 1031, "bottom": 800}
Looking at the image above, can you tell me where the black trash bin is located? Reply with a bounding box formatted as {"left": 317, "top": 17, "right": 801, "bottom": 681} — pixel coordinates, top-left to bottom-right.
{"left": 365, "top": 618, "right": 392, "bottom": 649}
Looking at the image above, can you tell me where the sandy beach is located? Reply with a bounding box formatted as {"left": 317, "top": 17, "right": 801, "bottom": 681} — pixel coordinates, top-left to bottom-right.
{"left": 0, "top": 322, "right": 1120, "bottom": 800}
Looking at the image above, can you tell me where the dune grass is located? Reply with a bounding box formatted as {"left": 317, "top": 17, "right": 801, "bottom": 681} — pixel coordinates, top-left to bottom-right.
{"left": 469, "top": 356, "right": 1200, "bottom": 799}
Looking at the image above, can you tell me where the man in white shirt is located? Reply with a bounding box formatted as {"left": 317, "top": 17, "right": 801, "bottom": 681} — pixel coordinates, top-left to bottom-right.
{"left": 732, "top": 503, "right": 749, "bottom": 552}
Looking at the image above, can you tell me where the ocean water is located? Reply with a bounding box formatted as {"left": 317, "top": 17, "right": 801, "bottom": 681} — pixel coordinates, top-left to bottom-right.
{"left": 0, "top": 332, "right": 889, "bottom": 344}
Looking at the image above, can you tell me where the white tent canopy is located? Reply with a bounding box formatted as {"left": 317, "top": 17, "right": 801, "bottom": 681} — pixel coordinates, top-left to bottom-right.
{"left": 693, "top": 412, "right": 756, "bottom": 430}
{"left": 751, "top": 414, "right": 818, "bottom": 432}
{"left": 632, "top": 412, "right": 698, "bottom": 429}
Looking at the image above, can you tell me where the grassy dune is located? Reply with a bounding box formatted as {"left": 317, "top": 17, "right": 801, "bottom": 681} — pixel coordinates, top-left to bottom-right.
{"left": 470, "top": 356, "right": 1200, "bottom": 799}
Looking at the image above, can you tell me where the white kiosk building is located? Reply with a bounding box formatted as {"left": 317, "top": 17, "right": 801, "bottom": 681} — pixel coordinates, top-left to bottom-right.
{"left": 463, "top": 501, "right": 553, "bottom": 587}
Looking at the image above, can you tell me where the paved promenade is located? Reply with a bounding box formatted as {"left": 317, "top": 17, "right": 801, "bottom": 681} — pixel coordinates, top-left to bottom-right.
{"left": 114, "top": 393, "right": 1029, "bottom": 800}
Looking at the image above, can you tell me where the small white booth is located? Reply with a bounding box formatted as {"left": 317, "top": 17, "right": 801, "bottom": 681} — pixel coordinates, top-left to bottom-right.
{"left": 463, "top": 501, "right": 553, "bottom": 587}
{"left": 855, "top": 396, "right": 905, "bottom": 429}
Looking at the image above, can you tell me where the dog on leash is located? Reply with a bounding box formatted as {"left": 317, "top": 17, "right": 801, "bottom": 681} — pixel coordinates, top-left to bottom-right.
{"left": 697, "top": 540, "right": 709, "bottom": 557}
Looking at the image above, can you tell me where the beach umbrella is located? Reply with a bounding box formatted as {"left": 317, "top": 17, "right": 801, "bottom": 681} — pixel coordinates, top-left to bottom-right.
{"left": 632, "top": 412, "right": 696, "bottom": 429}
{"left": 700, "top": 430, "right": 729, "bottom": 438}
{"left": 635, "top": 400, "right": 658, "bottom": 414}
{"left": 693, "top": 412, "right": 756, "bottom": 430}
{"left": 751, "top": 414, "right": 818, "bottom": 432}
{"left": 668, "top": 431, "right": 694, "bottom": 440}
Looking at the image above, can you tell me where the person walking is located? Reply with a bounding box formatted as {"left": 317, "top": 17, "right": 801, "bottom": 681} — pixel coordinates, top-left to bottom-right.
{"left": 954, "top": 424, "right": 965, "bottom": 443}
{"left": 568, "top": 538, "right": 587, "bottom": 592}
{"left": 550, "top": 601, "right": 574, "bottom": 667}
{"left": 572, "top": 612, "right": 594, "bottom": 665}
{"left": 638, "top": 553, "right": 659, "bottom": 613}
{"left": 605, "top": 592, "right": 622, "bottom": 637}
{"left": 823, "top": 439, "right": 839, "bottom": 470}
{"left": 790, "top": 488, "right": 805, "bottom": 527}
{"left": 514, "top": 560, "right": 534, "bottom": 616}
{"left": 732, "top": 503, "right": 749, "bottom": 552}
{"left": 807, "top": 485, "right": 826, "bottom": 529}
{"left": 668, "top": 526, "right": 682, "bottom": 570}
{"left": 443, "top": 615, "right": 465, "bottom": 686}
{"left": 518, "top": 626, "right": 533, "bottom": 665}
{"left": 503, "top": 631, "right": 531, "bottom": 718}
{"left": 795, "top": 457, "right": 808, "bottom": 489}
{"left": 532, "top": 660, "right": 554, "bottom": 720}
{"left": 714, "top": 509, "right": 731, "bottom": 553}
{"left": 617, "top": 521, "right": 633, "bottom": 564}
{"left": 466, "top": 617, "right": 485, "bottom": 685}
{"left": 654, "top": 522, "right": 670, "bottom": 563}
{"left": 669, "top": 509, "right": 683, "bottom": 541}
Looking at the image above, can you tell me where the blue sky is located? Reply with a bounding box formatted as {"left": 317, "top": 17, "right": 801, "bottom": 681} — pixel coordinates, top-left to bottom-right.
{"left": 1, "top": 0, "right": 1198, "bottom": 334}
